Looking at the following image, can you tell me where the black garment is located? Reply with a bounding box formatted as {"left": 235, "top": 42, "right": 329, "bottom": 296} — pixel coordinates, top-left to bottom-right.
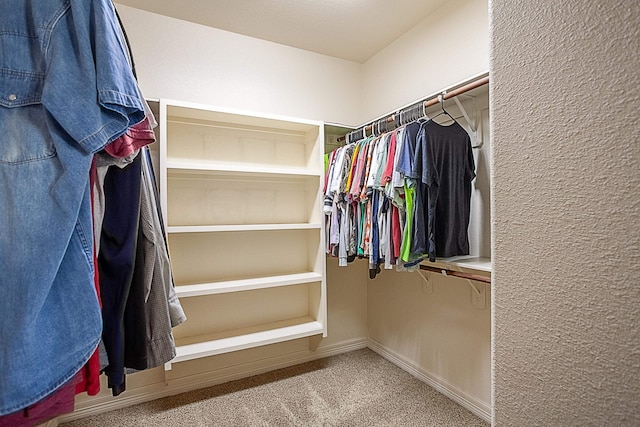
{"left": 99, "top": 152, "right": 142, "bottom": 396}
{"left": 122, "top": 220, "right": 148, "bottom": 371}
{"left": 419, "top": 120, "right": 475, "bottom": 262}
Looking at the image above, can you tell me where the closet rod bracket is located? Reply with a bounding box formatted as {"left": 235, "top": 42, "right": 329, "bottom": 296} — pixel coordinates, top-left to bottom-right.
{"left": 416, "top": 265, "right": 488, "bottom": 308}
{"left": 417, "top": 270, "right": 433, "bottom": 294}
{"left": 452, "top": 96, "right": 483, "bottom": 148}
{"left": 468, "top": 280, "right": 486, "bottom": 310}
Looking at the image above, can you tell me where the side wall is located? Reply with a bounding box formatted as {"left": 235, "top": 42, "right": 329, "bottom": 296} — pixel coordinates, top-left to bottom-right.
{"left": 361, "top": 0, "right": 489, "bottom": 120}
{"left": 118, "top": 5, "right": 362, "bottom": 127}
{"left": 491, "top": 1, "right": 640, "bottom": 425}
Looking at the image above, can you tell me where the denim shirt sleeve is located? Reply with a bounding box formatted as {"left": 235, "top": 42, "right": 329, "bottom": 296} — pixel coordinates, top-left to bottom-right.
{"left": 42, "top": 0, "right": 145, "bottom": 154}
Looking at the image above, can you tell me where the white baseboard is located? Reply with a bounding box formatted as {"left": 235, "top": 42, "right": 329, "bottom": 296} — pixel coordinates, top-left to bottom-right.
{"left": 58, "top": 337, "right": 492, "bottom": 425}
{"left": 366, "top": 338, "right": 492, "bottom": 424}
{"left": 57, "top": 337, "right": 368, "bottom": 423}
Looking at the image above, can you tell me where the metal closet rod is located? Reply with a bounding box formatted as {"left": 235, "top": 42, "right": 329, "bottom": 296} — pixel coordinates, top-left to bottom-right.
{"left": 337, "top": 75, "right": 490, "bottom": 143}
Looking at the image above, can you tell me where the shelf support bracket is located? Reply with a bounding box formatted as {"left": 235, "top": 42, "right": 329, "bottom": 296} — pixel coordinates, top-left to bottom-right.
{"left": 417, "top": 270, "right": 433, "bottom": 294}
{"left": 309, "top": 334, "right": 322, "bottom": 351}
{"left": 467, "top": 279, "right": 486, "bottom": 310}
{"left": 453, "top": 96, "right": 476, "bottom": 132}
{"left": 163, "top": 362, "right": 172, "bottom": 385}
{"left": 418, "top": 263, "right": 489, "bottom": 309}
{"left": 453, "top": 96, "right": 483, "bottom": 148}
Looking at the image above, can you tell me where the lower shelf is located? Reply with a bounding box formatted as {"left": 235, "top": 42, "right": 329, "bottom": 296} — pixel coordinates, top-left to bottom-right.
{"left": 165, "top": 317, "right": 324, "bottom": 370}
{"left": 175, "top": 272, "right": 323, "bottom": 298}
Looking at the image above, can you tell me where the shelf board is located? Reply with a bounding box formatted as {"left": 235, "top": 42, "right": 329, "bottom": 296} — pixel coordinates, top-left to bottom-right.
{"left": 164, "top": 100, "right": 322, "bottom": 133}
{"left": 166, "top": 160, "right": 321, "bottom": 177}
{"left": 175, "top": 272, "right": 323, "bottom": 298}
{"left": 167, "top": 223, "right": 321, "bottom": 233}
{"left": 166, "top": 317, "right": 323, "bottom": 368}
{"left": 421, "top": 257, "right": 492, "bottom": 273}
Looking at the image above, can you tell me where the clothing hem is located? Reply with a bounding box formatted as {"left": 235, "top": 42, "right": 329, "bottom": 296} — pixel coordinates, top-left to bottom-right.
{"left": 0, "top": 335, "right": 101, "bottom": 416}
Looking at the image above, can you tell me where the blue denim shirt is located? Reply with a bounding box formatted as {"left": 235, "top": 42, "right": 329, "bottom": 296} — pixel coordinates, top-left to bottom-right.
{"left": 0, "top": 0, "right": 144, "bottom": 414}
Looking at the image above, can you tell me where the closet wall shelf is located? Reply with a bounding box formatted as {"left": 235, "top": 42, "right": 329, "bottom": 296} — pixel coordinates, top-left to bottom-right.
{"left": 175, "top": 272, "right": 324, "bottom": 298}
{"left": 166, "top": 161, "right": 321, "bottom": 177}
{"left": 167, "top": 224, "right": 322, "bottom": 234}
{"left": 419, "top": 257, "right": 491, "bottom": 309}
{"left": 165, "top": 317, "right": 323, "bottom": 370}
{"left": 165, "top": 101, "right": 321, "bottom": 133}
{"left": 421, "top": 256, "right": 491, "bottom": 274}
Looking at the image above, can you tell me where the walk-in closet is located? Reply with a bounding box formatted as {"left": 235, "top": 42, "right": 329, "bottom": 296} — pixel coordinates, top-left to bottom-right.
{"left": 2, "top": 1, "right": 637, "bottom": 426}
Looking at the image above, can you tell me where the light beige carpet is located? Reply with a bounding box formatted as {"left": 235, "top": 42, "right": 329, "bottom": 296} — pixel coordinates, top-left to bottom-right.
{"left": 61, "top": 348, "right": 489, "bottom": 426}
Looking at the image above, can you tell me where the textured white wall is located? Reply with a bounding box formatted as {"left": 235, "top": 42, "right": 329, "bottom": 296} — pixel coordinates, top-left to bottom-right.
{"left": 115, "top": 5, "right": 362, "bottom": 126}
{"left": 491, "top": 1, "right": 640, "bottom": 425}
{"left": 361, "top": 0, "right": 489, "bottom": 121}
{"left": 367, "top": 270, "right": 492, "bottom": 415}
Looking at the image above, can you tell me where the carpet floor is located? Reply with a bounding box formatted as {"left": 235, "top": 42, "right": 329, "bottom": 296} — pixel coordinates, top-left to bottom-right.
{"left": 61, "top": 348, "right": 489, "bottom": 426}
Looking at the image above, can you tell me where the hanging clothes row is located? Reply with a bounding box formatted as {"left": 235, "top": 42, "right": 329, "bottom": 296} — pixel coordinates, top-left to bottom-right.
{"left": 323, "top": 110, "right": 476, "bottom": 278}
{"left": 0, "top": 1, "right": 184, "bottom": 426}
{"left": 92, "top": 100, "right": 186, "bottom": 398}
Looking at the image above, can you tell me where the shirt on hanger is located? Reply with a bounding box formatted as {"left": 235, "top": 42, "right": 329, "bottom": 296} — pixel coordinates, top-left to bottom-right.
{"left": 420, "top": 120, "right": 476, "bottom": 261}
{"left": 0, "top": 0, "right": 145, "bottom": 414}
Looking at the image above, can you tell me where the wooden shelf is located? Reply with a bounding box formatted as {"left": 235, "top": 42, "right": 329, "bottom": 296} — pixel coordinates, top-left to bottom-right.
{"left": 175, "top": 272, "right": 323, "bottom": 298}
{"left": 421, "top": 257, "right": 492, "bottom": 274}
{"left": 167, "top": 223, "right": 321, "bottom": 234}
{"left": 166, "top": 317, "right": 324, "bottom": 369}
{"left": 165, "top": 100, "right": 321, "bottom": 133}
{"left": 166, "top": 160, "right": 321, "bottom": 177}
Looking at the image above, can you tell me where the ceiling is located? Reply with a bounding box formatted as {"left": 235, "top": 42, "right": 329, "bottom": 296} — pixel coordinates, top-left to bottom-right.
{"left": 115, "top": 0, "right": 447, "bottom": 63}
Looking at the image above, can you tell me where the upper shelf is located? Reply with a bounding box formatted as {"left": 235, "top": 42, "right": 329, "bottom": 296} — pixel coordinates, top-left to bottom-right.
{"left": 167, "top": 223, "right": 322, "bottom": 234}
{"left": 164, "top": 100, "right": 322, "bottom": 133}
{"left": 162, "top": 100, "right": 324, "bottom": 175}
{"left": 166, "top": 160, "right": 321, "bottom": 177}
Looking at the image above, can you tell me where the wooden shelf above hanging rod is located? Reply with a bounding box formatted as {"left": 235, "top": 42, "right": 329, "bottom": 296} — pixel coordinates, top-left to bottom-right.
{"left": 419, "top": 264, "right": 492, "bottom": 284}
{"left": 337, "top": 75, "right": 489, "bottom": 143}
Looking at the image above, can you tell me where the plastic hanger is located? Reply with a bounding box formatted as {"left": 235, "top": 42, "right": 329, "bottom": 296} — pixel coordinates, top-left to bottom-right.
{"left": 422, "top": 101, "right": 430, "bottom": 120}
{"left": 431, "top": 93, "right": 456, "bottom": 125}
{"left": 405, "top": 103, "right": 418, "bottom": 122}
{"left": 378, "top": 118, "right": 386, "bottom": 134}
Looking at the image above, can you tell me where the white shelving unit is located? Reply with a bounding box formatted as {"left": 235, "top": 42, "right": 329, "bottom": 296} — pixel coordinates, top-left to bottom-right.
{"left": 159, "top": 100, "right": 327, "bottom": 370}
